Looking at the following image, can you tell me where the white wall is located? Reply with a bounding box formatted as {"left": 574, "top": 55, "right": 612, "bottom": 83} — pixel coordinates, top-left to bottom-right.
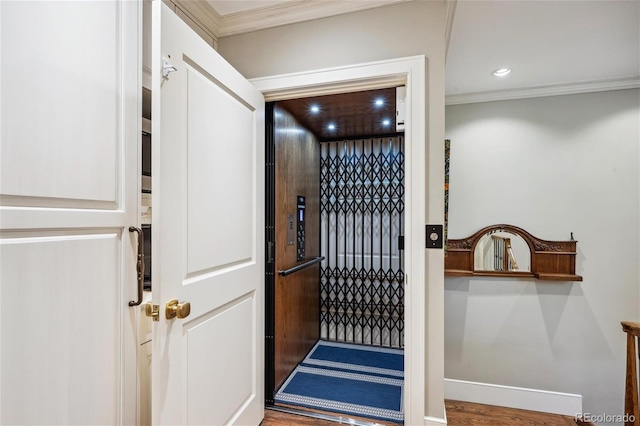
{"left": 218, "top": 2, "right": 447, "bottom": 422}
{"left": 445, "top": 89, "right": 640, "bottom": 423}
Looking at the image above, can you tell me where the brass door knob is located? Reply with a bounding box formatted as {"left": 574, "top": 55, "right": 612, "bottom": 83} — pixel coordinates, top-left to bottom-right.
{"left": 165, "top": 299, "right": 191, "bottom": 320}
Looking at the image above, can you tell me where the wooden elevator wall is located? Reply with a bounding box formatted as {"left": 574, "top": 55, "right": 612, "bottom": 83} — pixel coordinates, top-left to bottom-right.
{"left": 273, "top": 105, "right": 320, "bottom": 390}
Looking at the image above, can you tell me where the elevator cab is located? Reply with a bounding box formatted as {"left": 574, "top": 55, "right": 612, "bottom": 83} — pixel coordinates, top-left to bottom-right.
{"left": 265, "top": 88, "right": 406, "bottom": 424}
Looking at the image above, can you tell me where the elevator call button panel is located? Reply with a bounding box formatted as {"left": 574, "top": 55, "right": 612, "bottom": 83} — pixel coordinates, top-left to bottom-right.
{"left": 296, "top": 196, "right": 306, "bottom": 261}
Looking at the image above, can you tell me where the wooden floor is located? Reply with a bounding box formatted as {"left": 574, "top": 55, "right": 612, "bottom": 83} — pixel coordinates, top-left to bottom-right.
{"left": 261, "top": 400, "right": 593, "bottom": 426}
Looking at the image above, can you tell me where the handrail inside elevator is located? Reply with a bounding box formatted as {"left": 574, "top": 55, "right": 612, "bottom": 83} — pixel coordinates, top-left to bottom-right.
{"left": 278, "top": 256, "right": 325, "bottom": 276}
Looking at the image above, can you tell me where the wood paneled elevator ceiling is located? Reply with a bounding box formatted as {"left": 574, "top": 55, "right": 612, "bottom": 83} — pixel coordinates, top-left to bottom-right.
{"left": 276, "top": 87, "right": 398, "bottom": 141}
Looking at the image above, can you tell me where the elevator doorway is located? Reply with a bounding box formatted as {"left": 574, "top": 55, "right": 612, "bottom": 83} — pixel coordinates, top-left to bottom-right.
{"left": 265, "top": 87, "right": 406, "bottom": 423}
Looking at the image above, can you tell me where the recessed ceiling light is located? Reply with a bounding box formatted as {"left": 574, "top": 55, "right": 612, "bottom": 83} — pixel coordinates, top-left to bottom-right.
{"left": 492, "top": 68, "right": 511, "bottom": 77}
{"left": 327, "top": 123, "right": 336, "bottom": 131}
{"left": 374, "top": 98, "right": 385, "bottom": 107}
{"left": 382, "top": 119, "right": 391, "bottom": 126}
{"left": 310, "top": 104, "right": 320, "bottom": 113}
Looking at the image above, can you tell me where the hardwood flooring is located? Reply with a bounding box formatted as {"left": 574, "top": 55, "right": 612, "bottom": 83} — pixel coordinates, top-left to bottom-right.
{"left": 444, "top": 400, "right": 592, "bottom": 426}
{"left": 261, "top": 400, "right": 594, "bottom": 426}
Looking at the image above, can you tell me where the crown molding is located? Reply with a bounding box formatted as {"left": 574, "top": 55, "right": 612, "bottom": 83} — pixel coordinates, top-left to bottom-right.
{"left": 217, "top": 0, "right": 410, "bottom": 38}
{"left": 173, "top": 0, "right": 222, "bottom": 39}
{"left": 445, "top": 76, "right": 640, "bottom": 105}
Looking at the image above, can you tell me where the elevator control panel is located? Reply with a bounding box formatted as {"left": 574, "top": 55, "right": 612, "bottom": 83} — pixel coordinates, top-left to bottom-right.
{"left": 296, "top": 196, "right": 306, "bottom": 261}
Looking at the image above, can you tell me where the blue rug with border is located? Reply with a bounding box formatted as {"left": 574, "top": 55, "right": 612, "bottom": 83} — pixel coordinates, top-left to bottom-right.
{"left": 274, "top": 340, "right": 404, "bottom": 424}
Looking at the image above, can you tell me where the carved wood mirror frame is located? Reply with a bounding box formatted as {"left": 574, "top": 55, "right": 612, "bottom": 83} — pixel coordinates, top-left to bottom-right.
{"left": 445, "top": 224, "right": 582, "bottom": 281}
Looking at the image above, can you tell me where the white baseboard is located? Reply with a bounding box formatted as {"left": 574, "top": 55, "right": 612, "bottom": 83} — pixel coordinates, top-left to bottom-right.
{"left": 424, "top": 415, "right": 447, "bottom": 425}
{"left": 444, "top": 378, "right": 582, "bottom": 416}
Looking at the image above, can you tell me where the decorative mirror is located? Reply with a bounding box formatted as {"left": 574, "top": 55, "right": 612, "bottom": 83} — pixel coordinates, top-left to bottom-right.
{"left": 474, "top": 230, "right": 531, "bottom": 272}
{"left": 445, "top": 224, "right": 582, "bottom": 281}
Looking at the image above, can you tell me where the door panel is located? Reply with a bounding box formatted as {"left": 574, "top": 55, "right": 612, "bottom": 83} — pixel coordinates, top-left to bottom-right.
{"left": 187, "top": 297, "right": 255, "bottom": 425}
{"left": 273, "top": 105, "right": 321, "bottom": 390}
{"left": 152, "top": 3, "right": 264, "bottom": 424}
{"left": 1, "top": 233, "right": 120, "bottom": 422}
{"left": 186, "top": 68, "right": 254, "bottom": 272}
{"left": 1, "top": 1, "right": 121, "bottom": 204}
{"left": 0, "top": 1, "right": 139, "bottom": 424}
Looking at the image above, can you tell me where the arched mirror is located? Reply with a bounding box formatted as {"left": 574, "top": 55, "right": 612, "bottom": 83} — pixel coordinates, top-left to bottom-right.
{"left": 445, "top": 224, "right": 582, "bottom": 281}
{"left": 474, "top": 231, "right": 531, "bottom": 272}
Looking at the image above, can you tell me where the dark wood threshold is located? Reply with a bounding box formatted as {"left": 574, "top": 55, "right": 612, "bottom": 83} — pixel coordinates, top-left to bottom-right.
{"left": 265, "top": 403, "right": 397, "bottom": 426}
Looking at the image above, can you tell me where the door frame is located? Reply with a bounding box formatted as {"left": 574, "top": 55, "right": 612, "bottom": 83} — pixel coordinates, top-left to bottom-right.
{"left": 251, "top": 55, "right": 429, "bottom": 426}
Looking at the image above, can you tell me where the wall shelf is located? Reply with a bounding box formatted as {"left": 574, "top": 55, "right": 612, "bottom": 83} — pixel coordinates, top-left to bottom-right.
{"left": 445, "top": 224, "right": 582, "bottom": 281}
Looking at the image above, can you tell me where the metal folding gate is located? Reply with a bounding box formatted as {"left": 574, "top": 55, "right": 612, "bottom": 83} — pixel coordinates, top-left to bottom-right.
{"left": 320, "top": 137, "right": 405, "bottom": 348}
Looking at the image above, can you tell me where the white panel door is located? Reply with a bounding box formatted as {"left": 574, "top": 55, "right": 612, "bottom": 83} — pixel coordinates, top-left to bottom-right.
{"left": 0, "top": 1, "right": 139, "bottom": 425}
{"left": 151, "top": 3, "right": 264, "bottom": 424}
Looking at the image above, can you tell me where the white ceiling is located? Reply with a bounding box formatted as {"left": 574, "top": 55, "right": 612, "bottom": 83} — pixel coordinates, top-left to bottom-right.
{"left": 446, "top": 0, "right": 639, "bottom": 101}
{"left": 204, "top": 0, "right": 640, "bottom": 100}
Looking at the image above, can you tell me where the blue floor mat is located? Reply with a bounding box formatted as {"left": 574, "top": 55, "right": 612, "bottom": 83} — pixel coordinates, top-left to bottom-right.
{"left": 274, "top": 340, "right": 404, "bottom": 424}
